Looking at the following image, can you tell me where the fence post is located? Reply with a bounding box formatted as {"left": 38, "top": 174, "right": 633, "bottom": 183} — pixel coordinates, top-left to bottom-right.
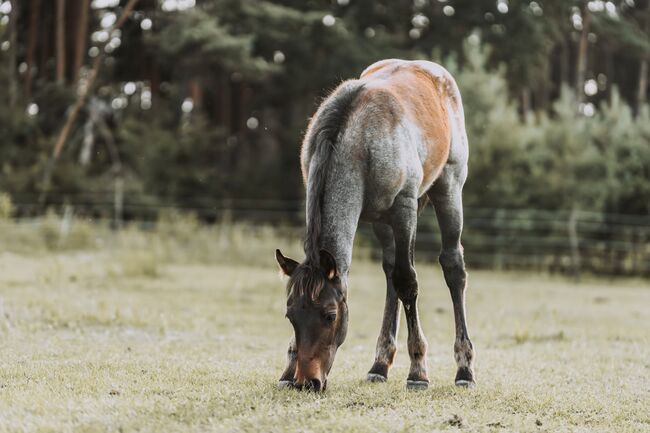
{"left": 114, "top": 175, "right": 124, "bottom": 229}
{"left": 59, "top": 203, "right": 74, "bottom": 247}
{"left": 568, "top": 205, "right": 581, "bottom": 281}
{"left": 495, "top": 208, "right": 505, "bottom": 271}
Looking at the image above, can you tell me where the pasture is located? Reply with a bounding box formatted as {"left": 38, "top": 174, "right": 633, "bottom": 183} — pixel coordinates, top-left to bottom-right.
{"left": 0, "top": 218, "right": 649, "bottom": 432}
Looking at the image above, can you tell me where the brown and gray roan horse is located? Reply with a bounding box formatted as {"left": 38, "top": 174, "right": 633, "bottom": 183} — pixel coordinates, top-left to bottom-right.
{"left": 275, "top": 59, "right": 474, "bottom": 392}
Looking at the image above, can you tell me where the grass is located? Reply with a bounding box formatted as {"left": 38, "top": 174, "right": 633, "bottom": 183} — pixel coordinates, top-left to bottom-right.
{"left": 0, "top": 216, "right": 649, "bottom": 432}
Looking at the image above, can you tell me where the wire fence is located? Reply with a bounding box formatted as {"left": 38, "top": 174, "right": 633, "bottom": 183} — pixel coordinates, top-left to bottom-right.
{"left": 5, "top": 195, "right": 650, "bottom": 277}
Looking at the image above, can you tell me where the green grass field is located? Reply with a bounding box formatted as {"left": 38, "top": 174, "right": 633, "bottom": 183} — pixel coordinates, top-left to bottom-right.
{"left": 0, "top": 219, "right": 649, "bottom": 432}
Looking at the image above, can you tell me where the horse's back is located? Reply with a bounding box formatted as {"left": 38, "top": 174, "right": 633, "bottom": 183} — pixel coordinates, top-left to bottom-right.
{"left": 301, "top": 59, "right": 468, "bottom": 219}
{"left": 356, "top": 59, "right": 466, "bottom": 201}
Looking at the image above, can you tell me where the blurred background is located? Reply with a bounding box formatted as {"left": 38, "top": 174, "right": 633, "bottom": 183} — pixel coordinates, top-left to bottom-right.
{"left": 1, "top": 0, "right": 649, "bottom": 277}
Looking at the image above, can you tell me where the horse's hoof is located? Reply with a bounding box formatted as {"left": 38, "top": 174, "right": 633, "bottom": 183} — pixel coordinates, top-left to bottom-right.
{"left": 277, "top": 380, "right": 294, "bottom": 389}
{"left": 455, "top": 379, "right": 476, "bottom": 388}
{"left": 406, "top": 380, "right": 429, "bottom": 390}
{"left": 367, "top": 373, "right": 387, "bottom": 383}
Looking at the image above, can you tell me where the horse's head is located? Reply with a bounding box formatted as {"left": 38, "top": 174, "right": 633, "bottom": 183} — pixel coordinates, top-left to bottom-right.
{"left": 275, "top": 249, "right": 348, "bottom": 391}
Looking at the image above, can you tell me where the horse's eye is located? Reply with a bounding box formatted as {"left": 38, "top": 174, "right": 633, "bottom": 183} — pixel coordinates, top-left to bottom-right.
{"left": 325, "top": 312, "right": 337, "bottom": 323}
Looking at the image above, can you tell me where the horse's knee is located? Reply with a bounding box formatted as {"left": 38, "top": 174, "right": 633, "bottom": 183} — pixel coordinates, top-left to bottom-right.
{"left": 439, "top": 249, "right": 466, "bottom": 290}
{"left": 392, "top": 266, "right": 418, "bottom": 302}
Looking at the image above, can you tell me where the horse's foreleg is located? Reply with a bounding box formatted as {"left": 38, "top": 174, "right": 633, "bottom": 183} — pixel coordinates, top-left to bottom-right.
{"left": 367, "top": 223, "right": 400, "bottom": 382}
{"left": 391, "top": 194, "right": 429, "bottom": 390}
{"left": 277, "top": 337, "right": 297, "bottom": 387}
{"left": 429, "top": 170, "right": 475, "bottom": 387}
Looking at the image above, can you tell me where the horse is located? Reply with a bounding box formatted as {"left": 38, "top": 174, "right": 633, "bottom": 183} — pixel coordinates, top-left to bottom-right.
{"left": 275, "top": 59, "right": 474, "bottom": 392}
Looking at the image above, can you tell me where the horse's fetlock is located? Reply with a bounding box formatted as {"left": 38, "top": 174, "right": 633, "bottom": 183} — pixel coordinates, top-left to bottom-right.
{"left": 454, "top": 338, "right": 474, "bottom": 368}
{"left": 408, "top": 338, "right": 428, "bottom": 360}
{"left": 383, "top": 334, "right": 397, "bottom": 349}
{"left": 377, "top": 334, "right": 397, "bottom": 359}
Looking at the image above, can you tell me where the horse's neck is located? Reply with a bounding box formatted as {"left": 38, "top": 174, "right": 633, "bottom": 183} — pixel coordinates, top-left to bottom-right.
{"left": 318, "top": 170, "right": 364, "bottom": 280}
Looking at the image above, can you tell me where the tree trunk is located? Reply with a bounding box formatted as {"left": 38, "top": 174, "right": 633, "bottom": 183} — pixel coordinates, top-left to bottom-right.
{"left": 576, "top": 6, "right": 590, "bottom": 104}
{"left": 537, "top": 62, "right": 550, "bottom": 111}
{"left": 637, "top": 0, "right": 650, "bottom": 111}
{"left": 25, "top": 0, "right": 41, "bottom": 98}
{"left": 520, "top": 87, "right": 531, "bottom": 118}
{"left": 231, "top": 80, "right": 241, "bottom": 133}
{"left": 219, "top": 72, "right": 231, "bottom": 132}
{"left": 189, "top": 79, "right": 203, "bottom": 110}
{"left": 39, "top": 1, "right": 52, "bottom": 78}
{"left": 150, "top": 61, "right": 160, "bottom": 100}
{"left": 560, "top": 38, "right": 570, "bottom": 88}
{"left": 73, "top": 0, "right": 90, "bottom": 82}
{"left": 639, "top": 59, "right": 649, "bottom": 109}
{"left": 604, "top": 43, "right": 614, "bottom": 102}
{"left": 55, "top": 0, "right": 66, "bottom": 83}
{"left": 240, "top": 84, "right": 252, "bottom": 131}
{"left": 40, "top": 0, "right": 140, "bottom": 205}
{"left": 7, "top": 0, "right": 18, "bottom": 109}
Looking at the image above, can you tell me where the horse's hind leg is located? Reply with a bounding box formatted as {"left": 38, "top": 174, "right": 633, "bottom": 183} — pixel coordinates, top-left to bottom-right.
{"left": 428, "top": 168, "right": 476, "bottom": 387}
{"left": 390, "top": 193, "right": 429, "bottom": 390}
{"left": 367, "top": 223, "right": 401, "bottom": 382}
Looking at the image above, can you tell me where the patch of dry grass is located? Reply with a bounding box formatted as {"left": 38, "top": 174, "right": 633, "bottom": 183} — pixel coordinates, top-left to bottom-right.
{"left": 0, "top": 220, "right": 649, "bottom": 432}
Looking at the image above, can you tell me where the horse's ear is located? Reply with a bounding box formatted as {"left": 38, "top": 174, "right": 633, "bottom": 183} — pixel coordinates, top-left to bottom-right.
{"left": 319, "top": 249, "right": 338, "bottom": 280}
{"left": 276, "top": 249, "right": 298, "bottom": 276}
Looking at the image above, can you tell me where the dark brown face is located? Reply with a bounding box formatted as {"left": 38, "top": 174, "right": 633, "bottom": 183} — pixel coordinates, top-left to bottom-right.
{"left": 276, "top": 249, "right": 348, "bottom": 391}
{"left": 286, "top": 281, "right": 348, "bottom": 391}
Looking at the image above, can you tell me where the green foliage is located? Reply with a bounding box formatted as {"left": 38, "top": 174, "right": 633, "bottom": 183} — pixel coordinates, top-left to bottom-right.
{"left": 591, "top": 91, "right": 650, "bottom": 214}
{"left": 156, "top": 5, "right": 278, "bottom": 77}
{"left": 447, "top": 41, "right": 529, "bottom": 208}
{"left": 0, "top": 193, "right": 13, "bottom": 219}
{"left": 1, "top": 0, "right": 648, "bottom": 235}
{"left": 592, "top": 11, "right": 650, "bottom": 58}
{"left": 452, "top": 41, "right": 650, "bottom": 215}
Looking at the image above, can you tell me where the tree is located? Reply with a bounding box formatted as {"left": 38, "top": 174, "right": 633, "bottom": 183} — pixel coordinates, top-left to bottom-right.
{"left": 55, "top": 0, "right": 66, "bottom": 83}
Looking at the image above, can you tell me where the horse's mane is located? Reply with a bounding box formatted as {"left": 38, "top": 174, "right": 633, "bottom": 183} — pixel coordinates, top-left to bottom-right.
{"left": 286, "top": 262, "right": 326, "bottom": 303}
{"left": 302, "top": 81, "right": 365, "bottom": 266}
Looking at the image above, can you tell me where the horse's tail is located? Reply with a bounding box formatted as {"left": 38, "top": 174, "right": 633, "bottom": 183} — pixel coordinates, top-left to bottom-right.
{"left": 303, "top": 81, "right": 364, "bottom": 264}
